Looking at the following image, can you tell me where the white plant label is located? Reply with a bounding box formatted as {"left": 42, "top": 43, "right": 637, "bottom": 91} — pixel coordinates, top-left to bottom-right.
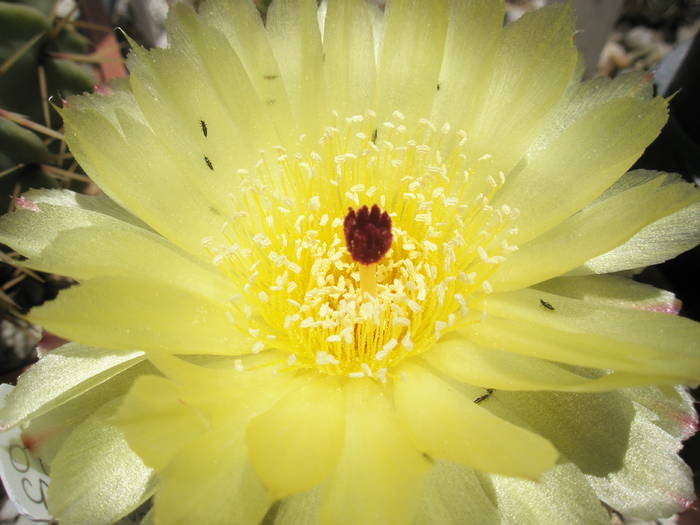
{"left": 0, "top": 383, "right": 53, "bottom": 522}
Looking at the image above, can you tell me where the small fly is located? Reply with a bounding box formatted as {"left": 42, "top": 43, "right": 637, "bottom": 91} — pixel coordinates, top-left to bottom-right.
{"left": 540, "top": 299, "right": 555, "bottom": 311}
{"left": 473, "top": 388, "right": 494, "bottom": 404}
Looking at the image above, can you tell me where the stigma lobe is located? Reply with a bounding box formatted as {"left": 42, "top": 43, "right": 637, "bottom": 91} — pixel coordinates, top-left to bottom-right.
{"left": 344, "top": 204, "right": 392, "bottom": 265}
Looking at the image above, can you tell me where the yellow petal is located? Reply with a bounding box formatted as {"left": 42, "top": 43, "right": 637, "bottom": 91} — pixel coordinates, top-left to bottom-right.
{"left": 413, "top": 462, "right": 499, "bottom": 525}
{"left": 267, "top": 0, "right": 325, "bottom": 138}
{"left": 144, "top": 352, "right": 293, "bottom": 411}
{"left": 486, "top": 462, "right": 611, "bottom": 524}
{"left": 125, "top": 358, "right": 287, "bottom": 524}
{"left": 536, "top": 274, "right": 681, "bottom": 314}
{"left": 322, "top": 0, "right": 376, "bottom": 117}
{"left": 365, "top": 1, "right": 384, "bottom": 65}
{"left": 0, "top": 198, "right": 234, "bottom": 303}
{"left": 618, "top": 385, "right": 696, "bottom": 442}
{"left": 487, "top": 287, "right": 700, "bottom": 360}
{"left": 426, "top": 335, "right": 679, "bottom": 392}
{"left": 21, "top": 359, "right": 155, "bottom": 465}
{"left": 375, "top": 0, "right": 448, "bottom": 128}
{"left": 431, "top": 0, "right": 504, "bottom": 134}
{"left": 199, "top": 0, "right": 297, "bottom": 146}
{"left": 124, "top": 62, "right": 247, "bottom": 213}
{"left": 529, "top": 71, "right": 654, "bottom": 157}
{"left": 465, "top": 3, "right": 577, "bottom": 174}
{"left": 586, "top": 388, "right": 695, "bottom": 519}
{"left": 0, "top": 343, "right": 143, "bottom": 430}
{"left": 394, "top": 362, "right": 558, "bottom": 479}
{"left": 247, "top": 375, "right": 344, "bottom": 498}
{"left": 493, "top": 95, "right": 668, "bottom": 245}
{"left": 28, "top": 277, "right": 250, "bottom": 355}
{"left": 575, "top": 200, "right": 700, "bottom": 275}
{"left": 164, "top": 4, "right": 281, "bottom": 157}
{"left": 47, "top": 399, "right": 155, "bottom": 525}
{"left": 61, "top": 91, "right": 228, "bottom": 257}
{"left": 394, "top": 364, "right": 558, "bottom": 479}
{"left": 153, "top": 427, "right": 270, "bottom": 525}
{"left": 319, "top": 378, "right": 430, "bottom": 525}
{"left": 270, "top": 488, "right": 321, "bottom": 525}
{"left": 492, "top": 172, "right": 698, "bottom": 291}
{"left": 114, "top": 375, "right": 209, "bottom": 471}
{"left": 128, "top": 4, "right": 286, "bottom": 183}
{"left": 469, "top": 315, "right": 698, "bottom": 382}
{"left": 474, "top": 288, "right": 700, "bottom": 381}
{"left": 483, "top": 388, "right": 636, "bottom": 477}
{"left": 19, "top": 187, "right": 150, "bottom": 228}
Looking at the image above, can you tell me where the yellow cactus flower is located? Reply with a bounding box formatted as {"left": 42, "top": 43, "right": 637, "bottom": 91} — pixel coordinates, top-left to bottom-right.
{"left": 1, "top": 0, "right": 700, "bottom": 524}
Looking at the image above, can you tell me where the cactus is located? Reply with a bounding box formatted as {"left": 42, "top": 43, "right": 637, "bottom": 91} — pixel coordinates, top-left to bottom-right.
{"left": 0, "top": 1, "right": 96, "bottom": 204}
{"left": 0, "top": 0, "right": 98, "bottom": 371}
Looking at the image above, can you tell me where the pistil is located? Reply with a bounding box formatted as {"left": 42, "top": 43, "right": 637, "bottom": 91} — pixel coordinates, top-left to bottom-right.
{"left": 359, "top": 263, "right": 378, "bottom": 296}
{"left": 343, "top": 204, "right": 392, "bottom": 296}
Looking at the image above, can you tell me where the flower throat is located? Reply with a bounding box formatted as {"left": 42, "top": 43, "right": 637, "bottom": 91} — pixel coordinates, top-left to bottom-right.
{"left": 204, "top": 110, "right": 519, "bottom": 381}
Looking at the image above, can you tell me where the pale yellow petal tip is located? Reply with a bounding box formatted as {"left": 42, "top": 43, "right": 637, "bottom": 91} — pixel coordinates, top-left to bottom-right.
{"left": 247, "top": 376, "right": 345, "bottom": 499}
{"left": 394, "top": 362, "right": 561, "bottom": 481}
{"left": 46, "top": 399, "right": 154, "bottom": 525}
{"left": 112, "top": 374, "right": 211, "bottom": 472}
{"left": 526, "top": 446, "right": 560, "bottom": 482}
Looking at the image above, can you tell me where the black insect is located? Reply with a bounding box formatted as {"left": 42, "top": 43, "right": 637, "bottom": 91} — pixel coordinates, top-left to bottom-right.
{"left": 436, "top": 82, "right": 441, "bottom": 91}
{"left": 371, "top": 128, "right": 378, "bottom": 143}
{"left": 540, "top": 299, "right": 555, "bottom": 311}
{"left": 263, "top": 74, "right": 278, "bottom": 80}
{"left": 200, "top": 119, "right": 208, "bottom": 137}
{"left": 204, "top": 156, "right": 214, "bottom": 170}
{"left": 473, "top": 388, "right": 494, "bottom": 404}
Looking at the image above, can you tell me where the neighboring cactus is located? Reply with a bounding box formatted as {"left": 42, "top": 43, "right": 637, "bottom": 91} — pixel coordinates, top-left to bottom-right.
{"left": 0, "top": 1, "right": 96, "bottom": 207}
{"left": 0, "top": 0, "right": 97, "bottom": 371}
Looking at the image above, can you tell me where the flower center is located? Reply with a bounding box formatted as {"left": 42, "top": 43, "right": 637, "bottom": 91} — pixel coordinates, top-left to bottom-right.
{"left": 204, "top": 110, "right": 518, "bottom": 381}
{"left": 344, "top": 204, "right": 393, "bottom": 266}
{"left": 344, "top": 204, "right": 392, "bottom": 297}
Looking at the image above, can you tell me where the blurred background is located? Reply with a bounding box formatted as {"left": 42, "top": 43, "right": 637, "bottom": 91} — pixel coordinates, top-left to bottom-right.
{"left": 1, "top": 0, "right": 699, "bottom": 523}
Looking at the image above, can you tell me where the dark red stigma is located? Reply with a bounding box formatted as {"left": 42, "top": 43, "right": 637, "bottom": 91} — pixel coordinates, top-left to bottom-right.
{"left": 343, "top": 204, "right": 392, "bottom": 265}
